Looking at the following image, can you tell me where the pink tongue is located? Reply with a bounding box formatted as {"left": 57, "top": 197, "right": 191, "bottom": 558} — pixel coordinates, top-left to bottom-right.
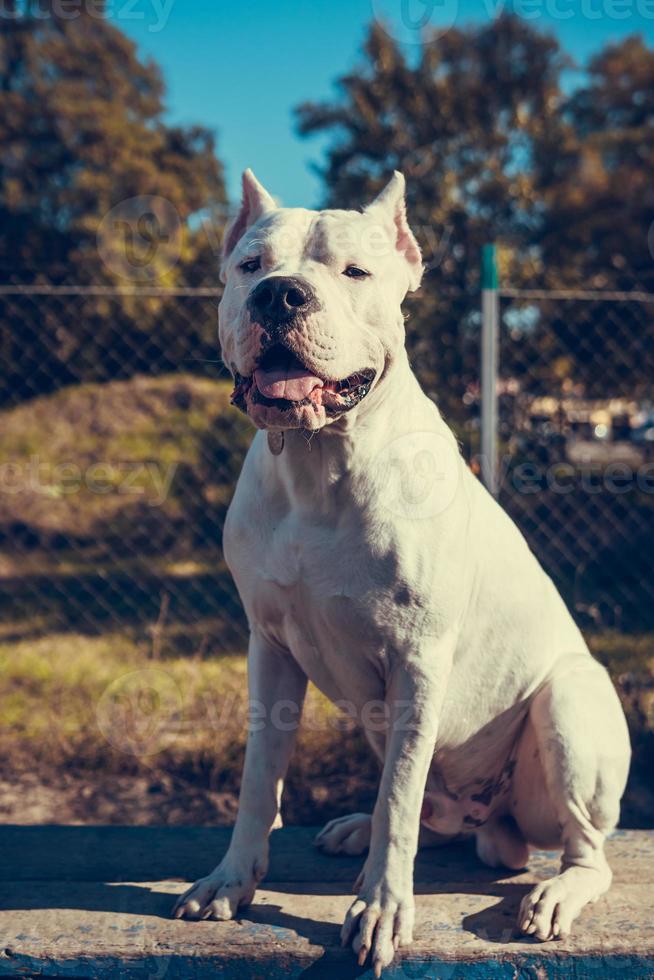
{"left": 254, "top": 365, "right": 323, "bottom": 401}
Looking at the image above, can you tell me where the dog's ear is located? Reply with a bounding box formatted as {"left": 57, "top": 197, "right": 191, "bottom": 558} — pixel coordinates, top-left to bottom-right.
{"left": 366, "top": 172, "right": 423, "bottom": 292}
{"left": 221, "top": 169, "right": 276, "bottom": 278}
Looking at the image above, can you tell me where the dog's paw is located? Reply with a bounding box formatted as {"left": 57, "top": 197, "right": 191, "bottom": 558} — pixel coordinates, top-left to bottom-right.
{"left": 518, "top": 877, "right": 587, "bottom": 941}
{"left": 173, "top": 858, "right": 263, "bottom": 921}
{"left": 314, "top": 813, "right": 372, "bottom": 855}
{"left": 518, "top": 877, "right": 577, "bottom": 941}
{"left": 341, "top": 885, "right": 414, "bottom": 977}
{"left": 518, "top": 863, "right": 611, "bottom": 942}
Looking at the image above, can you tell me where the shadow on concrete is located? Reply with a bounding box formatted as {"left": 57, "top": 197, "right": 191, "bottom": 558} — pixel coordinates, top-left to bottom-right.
{"left": 1, "top": 877, "right": 537, "bottom": 949}
{"left": 459, "top": 884, "right": 532, "bottom": 943}
{"left": 0, "top": 826, "right": 550, "bottom": 951}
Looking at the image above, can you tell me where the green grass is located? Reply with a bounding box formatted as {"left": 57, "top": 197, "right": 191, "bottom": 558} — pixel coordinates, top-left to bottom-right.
{"left": 0, "top": 628, "right": 651, "bottom": 826}
{"left": 0, "top": 373, "right": 245, "bottom": 540}
{"left": 0, "top": 630, "right": 378, "bottom": 822}
{"left": 589, "top": 631, "right": 654, "bottom": 674}
{"left": 0, "top": 373, "right": 253, "bottom": 646}
{"left": 0, "top": 377, "right": 651, "bottom": 825}
{"left": 589, "top": 632, "right": 654, "bottom": 755}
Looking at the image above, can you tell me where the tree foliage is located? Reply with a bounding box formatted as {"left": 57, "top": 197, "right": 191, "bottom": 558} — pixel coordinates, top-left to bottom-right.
{"left": 542, "top": 35, "right": 654, "bottom": 291}
{"left": 297, "top": 16, "right": 654, "bottom": 413}
{"left": 0, "top": 1, "right": 226, "bottom": 404}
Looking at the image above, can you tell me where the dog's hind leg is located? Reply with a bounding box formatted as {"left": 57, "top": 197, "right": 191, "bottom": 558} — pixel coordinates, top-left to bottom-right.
{"left": 314, "top": 728, "right": 385, "bottom": 855}
{"left": 315, "top": 811, "right": 458, "bottom": 855}
{"left": 475, "top": 815, "right": 529, "bottom": 870}
{"left": 511, "top": 656, "right": 630, "bottom": 941}
{"left": 315, "top": 813, "right": 372, "bottom": 855}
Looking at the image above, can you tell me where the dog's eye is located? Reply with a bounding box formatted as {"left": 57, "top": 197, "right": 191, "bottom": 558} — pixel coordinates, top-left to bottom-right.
{"left": 343, "top": 266, "right": 370, "bottom": 279}
{"left": 239, "top": 257, "right": 261, "bottom": 273}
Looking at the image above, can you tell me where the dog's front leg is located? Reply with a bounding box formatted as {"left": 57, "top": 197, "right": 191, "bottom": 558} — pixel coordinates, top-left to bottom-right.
{"left": 173, "top": 632, "right": 307, "bottom": 920}
{"left": 341, "top": 656, "right": 448, "bottom": 976}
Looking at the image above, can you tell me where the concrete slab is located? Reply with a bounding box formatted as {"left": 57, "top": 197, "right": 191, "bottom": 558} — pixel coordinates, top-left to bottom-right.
{"left": 0, "top": 827, "right": 652, "bottom": 978}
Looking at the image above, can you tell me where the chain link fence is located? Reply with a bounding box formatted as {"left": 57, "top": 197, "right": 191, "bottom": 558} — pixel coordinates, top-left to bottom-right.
{"left": 485, "top": 288, "right": 654, "bottom": 633}
{"left": 0, "top": 281, "right": 652, "bottom": 657}
{"left": 0, "top": 283, "right": 251, "bottom": 655}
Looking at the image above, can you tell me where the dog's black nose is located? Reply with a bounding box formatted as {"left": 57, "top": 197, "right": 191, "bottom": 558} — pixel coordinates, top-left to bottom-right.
{"left": 249, "top": 276, "right": 314, "bottom": 322}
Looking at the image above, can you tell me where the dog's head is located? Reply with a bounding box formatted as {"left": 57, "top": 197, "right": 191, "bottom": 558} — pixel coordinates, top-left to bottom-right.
{"left": 219, "top": 169, "right": 423, "bottom": 431}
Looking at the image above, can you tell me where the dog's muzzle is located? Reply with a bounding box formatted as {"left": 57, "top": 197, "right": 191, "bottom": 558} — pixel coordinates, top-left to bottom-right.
{"left": 230, "top": 276, "right": 375, "bottom": 429}
{"left": 230, "top": 343, "right": 375, "bottom": 420}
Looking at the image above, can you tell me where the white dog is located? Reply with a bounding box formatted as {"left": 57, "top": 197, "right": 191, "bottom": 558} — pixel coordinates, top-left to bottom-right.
{"left": 174, "top": 170, "right": 630, "bottom": 976}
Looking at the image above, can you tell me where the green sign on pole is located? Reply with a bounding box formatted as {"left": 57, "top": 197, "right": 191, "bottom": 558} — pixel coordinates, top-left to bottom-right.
{"left": 481, "top": 243, "right": 498, "bottom": 290}
{"left": 481, "top": 243, "right": 499, "bottom": 496}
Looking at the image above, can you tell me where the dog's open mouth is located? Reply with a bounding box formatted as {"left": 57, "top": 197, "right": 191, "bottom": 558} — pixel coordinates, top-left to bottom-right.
{"left": 230, "top": 344, "right": 375, "bottom": 418}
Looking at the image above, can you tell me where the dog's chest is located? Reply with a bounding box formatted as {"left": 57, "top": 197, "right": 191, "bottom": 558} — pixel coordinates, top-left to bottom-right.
{"left": 229, "top": 503, "right": 428, "bottom": 701}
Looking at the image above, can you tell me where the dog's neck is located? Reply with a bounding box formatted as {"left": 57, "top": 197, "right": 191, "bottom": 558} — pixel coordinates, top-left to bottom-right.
{"left": 267, "top": 349, "right": 432, "bottom": 507}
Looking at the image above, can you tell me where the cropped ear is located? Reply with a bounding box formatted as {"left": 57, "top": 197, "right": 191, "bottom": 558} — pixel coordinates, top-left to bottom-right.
{"left": 221, "top": 169, "right": 276, "bottom": 276}
{"left": 366, "top": 171, "right": 423, "bottom": 292}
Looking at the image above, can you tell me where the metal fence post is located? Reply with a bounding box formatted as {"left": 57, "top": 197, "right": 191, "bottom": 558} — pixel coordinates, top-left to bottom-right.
{"left": 481, "top": 244, "right": 499, "bottom": 496}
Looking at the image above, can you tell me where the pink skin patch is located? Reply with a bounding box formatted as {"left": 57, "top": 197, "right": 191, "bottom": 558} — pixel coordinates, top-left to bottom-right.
{"left": 420, "top": 798, "right": 434, "bottom": 823}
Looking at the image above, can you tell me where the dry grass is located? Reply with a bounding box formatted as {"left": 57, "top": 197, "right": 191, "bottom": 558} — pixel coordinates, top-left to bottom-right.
{"left": 0, "top": 373, "right": 378, "bottom": 825}
{"left": 0, "top": 378, "right": 651, "bottom": 826}
{"left": 0, "top": 373, "right": 252, "bottom": 647}
{"left": 0, "top": 373, "right": 237, "bottom": 541}
{"left": 0, "top": 630, "right": 378, "bottom": 826}
{"left": 0, "top": 628, "right": 651, "bottom": 827}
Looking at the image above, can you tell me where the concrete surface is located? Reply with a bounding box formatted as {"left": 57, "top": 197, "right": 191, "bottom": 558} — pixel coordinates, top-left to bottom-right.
{"left": 0, "top": 826, "right": 652, "bottom": 978}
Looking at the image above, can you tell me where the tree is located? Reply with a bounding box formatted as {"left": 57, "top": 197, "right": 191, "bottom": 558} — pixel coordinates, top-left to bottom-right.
{"left": 512, "top": 35, "right": 654, "bottom": 399}
{"left": 540, "top": 36, "right": 654, "bottom": 293}
{"left": 296, "top": 16, "right": 570, "bottom": 420}
{"left": 0, "top": 1, "right": 226, "bottom": 404}
{"left": 296, "top": 17, "right": 654, "bottom": 412}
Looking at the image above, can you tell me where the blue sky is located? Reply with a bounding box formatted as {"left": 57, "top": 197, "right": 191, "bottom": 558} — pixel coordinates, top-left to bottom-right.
{"left": 110, "top": 0, "right": 654, "bottom": 208}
